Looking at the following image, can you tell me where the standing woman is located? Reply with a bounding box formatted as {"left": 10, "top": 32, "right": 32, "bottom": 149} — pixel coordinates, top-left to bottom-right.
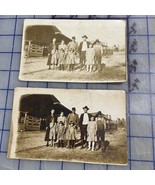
{"left": 47, "top": 38, "right": 58, "bottom": 70}
{"left": 45, "top": 109, "right": 56, "bottom": 147}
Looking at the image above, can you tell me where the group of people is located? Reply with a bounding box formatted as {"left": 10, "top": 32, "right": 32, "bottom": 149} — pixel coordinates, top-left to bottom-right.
{"left": 45, "top": 106, "right": 106, "bottom": 151}
{"left": 47, "top": 35, "right": 104, "bottom": 72}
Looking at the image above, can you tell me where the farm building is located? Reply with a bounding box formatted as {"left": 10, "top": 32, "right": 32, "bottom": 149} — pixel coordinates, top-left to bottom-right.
{"left": 24, "top": 25, "right": 72, "bottom": 57}
{"left": 18, "top": 94, "right": 72, "bottom": 131}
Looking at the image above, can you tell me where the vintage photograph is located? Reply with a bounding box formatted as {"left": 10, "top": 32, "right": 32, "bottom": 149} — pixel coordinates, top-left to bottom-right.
{"left": 8, "top": 88, "right": 127, "bottom": 165}
{"left": 19, "top": 19, "right": 127, "bottom": 83}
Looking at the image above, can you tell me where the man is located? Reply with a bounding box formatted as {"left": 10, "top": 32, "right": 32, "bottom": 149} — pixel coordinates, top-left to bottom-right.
{"left": 44, "top": 109, "right": 57, "bottom": 147}
{"left": 79, "top": 106, "right": 92, "bottom": 149}
{"left": 66, "top": 107, "right": 79, "bottom": 148}
{"left": 78, "top": 35, "right": 90, "bottom": 70}
{"left": 47, "top": 38, "right": 58, "bottom": 70}
{"left": 67, "top": 36, "right": 78, "bottom": 53}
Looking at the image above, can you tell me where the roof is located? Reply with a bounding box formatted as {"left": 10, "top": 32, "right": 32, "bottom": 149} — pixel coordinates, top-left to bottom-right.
{"left": 19, "top": 94, "right": 72, "bottom": 117}
{"left": 25, "top": 25, "right": 71, "bottom": 45}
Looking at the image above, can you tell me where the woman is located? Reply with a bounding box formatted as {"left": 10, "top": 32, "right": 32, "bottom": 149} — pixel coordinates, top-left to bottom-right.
{"left": 44, "top": 109, "right": 56, "bottom": 147}
{"left": 47, "top": 38, "right": 58, "bottom": 70}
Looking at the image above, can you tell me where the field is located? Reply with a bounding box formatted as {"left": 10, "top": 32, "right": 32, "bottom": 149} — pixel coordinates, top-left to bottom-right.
{"left": 15, "top": 128, "right": 128, "bottom": 165}
{"left": 20, "top": 52, "right": 126, "bottom": 82}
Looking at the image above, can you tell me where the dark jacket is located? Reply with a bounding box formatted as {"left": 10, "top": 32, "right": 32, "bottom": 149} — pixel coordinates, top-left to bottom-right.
{"left": 79, "top": 113, "right": 92, "bottom": 128}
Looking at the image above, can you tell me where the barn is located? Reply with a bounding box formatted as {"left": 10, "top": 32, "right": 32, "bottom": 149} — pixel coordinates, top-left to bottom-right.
{"left": 18, "top": 94, "right": 72, "bottom": 131}
{"left": 24, "top": 25, "right": 72, "bottom": 57}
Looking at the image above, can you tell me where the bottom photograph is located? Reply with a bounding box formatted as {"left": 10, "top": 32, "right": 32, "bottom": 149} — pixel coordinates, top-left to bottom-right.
{"left": 8, "top": 88, "right": 127, "bottom": 165}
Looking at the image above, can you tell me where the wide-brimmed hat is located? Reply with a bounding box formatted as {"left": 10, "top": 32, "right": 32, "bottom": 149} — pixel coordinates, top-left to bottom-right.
{"left": 82, "top": 35, "right": 88, "bottom": 39}
{"left": 83, "top": 106, "right": 89, "bottom": 110}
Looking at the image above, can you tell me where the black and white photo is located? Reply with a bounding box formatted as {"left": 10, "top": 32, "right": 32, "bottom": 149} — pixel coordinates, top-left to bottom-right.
{"left": 19, "top": 19, "right": 127, "bottom": 83}
{"left": 8, "top": 88, "right": 127, "bottom": 165}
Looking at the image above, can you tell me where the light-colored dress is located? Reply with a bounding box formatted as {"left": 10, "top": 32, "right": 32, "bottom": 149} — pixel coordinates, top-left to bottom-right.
{"left": 86, "top": 48, "right": 95, "bottom": 65}
{"left": 57, "top": 124, "right": 65, "bottom": 140}
{"left": 87, "top": 121, "right": 97, "bottom": 142}
{"left": 67, "top": 52, "right": 75, "bottom": 64}
{"left": 49, "top": 122, "right": 57, "bottom": 140}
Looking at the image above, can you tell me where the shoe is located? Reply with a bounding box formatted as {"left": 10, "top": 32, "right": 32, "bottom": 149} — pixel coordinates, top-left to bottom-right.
{"left": 88, "top": 148, "right": 91, "bottom": 151}
{"left": 92, "top": 148, "right": 94, "bottom": 151}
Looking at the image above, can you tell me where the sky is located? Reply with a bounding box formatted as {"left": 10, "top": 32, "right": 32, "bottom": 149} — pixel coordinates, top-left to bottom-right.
{"left": 52, "top": 90, "right": 126, "bottom": 120}
{"left": 25, "top": 19, "right": 126, "bottom": 48}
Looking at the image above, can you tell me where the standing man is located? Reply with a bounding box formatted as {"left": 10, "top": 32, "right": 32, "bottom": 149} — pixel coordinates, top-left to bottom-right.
{"left": 67, "top": 36, "right": 78, "bottom": 53}
{"left": 78, "top": 35, "right": 90, "bottom": 70}
{"left": 66, "top": 107, "right": 79, "bottom": 148}
{"left": 79, "top": 106, "right": 92, "bottom": 149}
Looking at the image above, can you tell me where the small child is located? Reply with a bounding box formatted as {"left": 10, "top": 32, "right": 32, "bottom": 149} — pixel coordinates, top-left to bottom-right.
{"left": 87, "top": 116, "right": 97, "bottom": 151}
{"left": 67, "top": 49, "right": 76, "bottom": 71}
{"left": 86, "top": 44, "right": 95, "bottom": 72}
{"left": 51, "top": 48, "right": 58, "bottom": 70}
{"left": 58, "top": 49, "right": 66, "bottom": 70}
{"left": 68, "top": 121, "right": 76, "bottom": 149}
{"left": 57, "top": 121, "right": 65, "bottom": 148}
{"left": 49, "top": 121, "right": 57, "bottom": 147}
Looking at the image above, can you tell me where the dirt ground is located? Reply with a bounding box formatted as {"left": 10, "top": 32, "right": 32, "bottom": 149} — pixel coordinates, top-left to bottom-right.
{"left": 15, "top": 128, "right": 127, "bottom": 165}
{"left": 20, "top": 52, "right": 126, "bottom": 82}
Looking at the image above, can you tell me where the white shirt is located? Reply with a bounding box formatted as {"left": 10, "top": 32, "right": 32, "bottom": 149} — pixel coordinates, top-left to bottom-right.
{"left": 82, "top": 113, "right": 89, "bottom": 125}
{"left": 81, "top": 41, "right": 88, "bottom": 51}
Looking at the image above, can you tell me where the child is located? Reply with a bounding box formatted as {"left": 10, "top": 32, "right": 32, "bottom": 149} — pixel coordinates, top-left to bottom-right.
{"left": 96, "top": 112, "right": 106, "bottom": 150}
{"left": 57, "top": 121, "right": 65, "bottom": 148}
{"left": 58, "top": 49, "right": 66, "bottom": 70}
{"left": 51, "top": 47, "right": 58, "bottom": 70}
{"left": 87, "top": 116, "right": 97, "bottom": 151}
{"left": 86, "top": 44, "right": 95, "bottom": 72}
{"left": 68, "top": 121, "right": 76, "bottom": 149}
{"left": 67, "top": 49, "right": 76, "bottom": 71}
{"left": 49, "top": 121, "right": 57, "bottom": 147}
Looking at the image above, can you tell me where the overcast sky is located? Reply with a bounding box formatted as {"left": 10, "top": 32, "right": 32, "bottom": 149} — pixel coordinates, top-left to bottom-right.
{"left": 25, "top": 20, "right": 126, "bottom": 48}
{"left": 52, "top": 90, "right": 126, "bottom": 120}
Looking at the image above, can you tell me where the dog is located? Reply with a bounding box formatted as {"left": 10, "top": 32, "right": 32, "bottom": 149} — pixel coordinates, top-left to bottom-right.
{"left": 102, "top": 140, "right": 110, "bottom": 152}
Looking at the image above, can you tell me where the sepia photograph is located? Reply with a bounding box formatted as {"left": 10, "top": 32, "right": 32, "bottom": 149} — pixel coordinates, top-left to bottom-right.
{"left": 8, "top": 88, "right": 127, "bottom": 165}
{"left": 19, "top": 19, "right": 127, "bottom": 83}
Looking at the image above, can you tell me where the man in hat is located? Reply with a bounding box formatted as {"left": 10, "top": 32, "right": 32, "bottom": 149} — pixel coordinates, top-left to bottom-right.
{"left": 67, "top": 36, "right": 78, "bottom": 53}
{"left": 66, "top": 107, "right": 79, "bottom": 148}
{"left": 78, "top": 35, "right": 90, "bottom": 70}
{"left": 79, "top": 106, "right": 92, "bottom": 149}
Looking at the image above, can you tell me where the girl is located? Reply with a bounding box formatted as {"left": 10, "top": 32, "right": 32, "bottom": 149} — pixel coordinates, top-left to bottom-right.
{"left": 68, "top": 121, "right": 76, "bottom": 149}
{"left": 67, "top": 49, "right": 76, "bottom": 71}
{"left": 57, "top": 121, "right": 65, "bottom": 147}
{"left": 86, "top": 44, "right": 95, "bottom": 72}
{"left": 87, "top": 116, "right": 97, "bottom": 151}
{"left": 58, "top": 49, "right": 66, "bottom": 70}
{"left": 49, "top": 120, "right": 57, "bottom": 147}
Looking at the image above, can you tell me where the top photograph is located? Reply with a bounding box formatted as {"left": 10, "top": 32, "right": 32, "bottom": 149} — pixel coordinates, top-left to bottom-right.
{"left": 19, "top": 19, "right": 127, "bottom": 83}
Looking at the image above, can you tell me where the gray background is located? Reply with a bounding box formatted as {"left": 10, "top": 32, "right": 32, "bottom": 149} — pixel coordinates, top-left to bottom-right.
{"left": 0, "top": 15, "right": 154, "bottom": 170}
